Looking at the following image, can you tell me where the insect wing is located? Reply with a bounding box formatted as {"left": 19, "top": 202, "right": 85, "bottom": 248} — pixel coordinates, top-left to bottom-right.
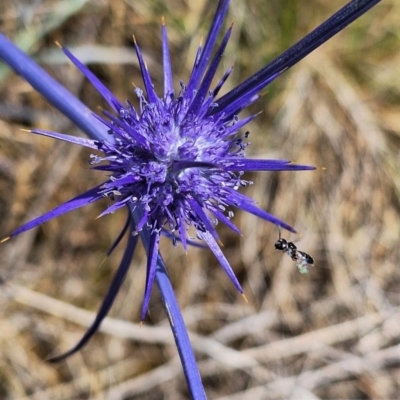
{"left": 296, "top": 251, "right": 313, "bottom": 274}
{"left": 304, "top": 253, "right": 314, "bottom": 265}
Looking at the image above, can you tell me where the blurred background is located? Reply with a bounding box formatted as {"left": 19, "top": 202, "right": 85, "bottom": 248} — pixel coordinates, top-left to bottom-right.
{"left": 0, "top": 0, "right": 398, "bottom": 398}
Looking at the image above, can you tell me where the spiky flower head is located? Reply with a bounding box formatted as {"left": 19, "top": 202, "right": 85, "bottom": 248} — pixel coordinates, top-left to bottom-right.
{"left": 9, "top": 13, "right": 313, "bottom": 313}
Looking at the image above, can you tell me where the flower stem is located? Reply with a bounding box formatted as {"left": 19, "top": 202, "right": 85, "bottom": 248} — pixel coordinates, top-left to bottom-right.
{"left": 135, "top": 213, "right": 206, "bottom": 399}
{"left": 155, "top": 255, "right": 206, "bottom": 399}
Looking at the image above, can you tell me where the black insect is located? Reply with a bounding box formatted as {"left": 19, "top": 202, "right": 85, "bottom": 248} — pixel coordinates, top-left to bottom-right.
{"left": 274, "top": 229, "right": 314, "bottom": 274}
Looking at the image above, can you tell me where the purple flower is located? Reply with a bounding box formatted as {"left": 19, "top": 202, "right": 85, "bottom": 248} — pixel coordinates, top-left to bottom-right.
{"left": 4, "top": 2, "right": 311, "bottom": 338}
{"left": 0, "top": 0, "right": 382, "bottom": 397}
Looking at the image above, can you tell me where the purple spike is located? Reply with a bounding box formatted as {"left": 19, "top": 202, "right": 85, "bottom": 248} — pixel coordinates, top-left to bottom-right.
{"left": 178, "top": 213, "right": 187, "bottom": 251}
{"left": 223, "top": 93, "right": 259, "bottom": 120}
{"left": 211, "top": 0, "right": 382, "bottom": 115}
{"left": 141, "top": 231, "right": 160, "bottom": 321}
{"left": 200, "top": 64, "right": 234, "bottom": 113}
{"left": 162, "top": 19, "right": 174, "bottom": 98}
{"left": 186, "top": 0, "right": 231, "bottom": 95}
{"left": 184, "top": 25, "right": 233, "bottom": 123}
{"left": 60, "top": 45, "right": 124, "bottom": 113}
{"left": 186, "top": 44, "right": 203, "bottom": 97}
{"left": 102, "top": 175, "right": 142, "bottom": 188}
{"left": 219, "top": 113, "right": 261, "bottom": 138}
{"left": 222, "top": 159, "right": 316, "bottom": 172}
{"left": 202, "top": 231, "right": 243, "bottom": 294}
{"left": 96, "top": 198, "right": 131, "bottom": 218}
{"left": 160, "top": 229, "right": 208, "bottom": 248}
{"left": 91, "top": 113, "right": 132, "bottom": 142}
{"left": 125, "top": 99, "right": 139, "bottom": 121}
{"left": 133, "top": 37, "right": 159, "bottom": 104}
{"left": 9, "top": 185, "right": 104, "bottom": 237}
{"left": 48, "top": 231, "right": 138, "bottom": 362}
{"left": 225, "top": 189, "right": 296, "bottom": 233}
{"left": 102, "top": 110, "right": 150, "bottom": 148}
{"left": 91, "top": 165, "right": 121, "bottom": 172}
{"left": 189, "top": 199, "right": 220, "bottom": 243}
{"left": 211, "top": 207, "right": 240, "bottom": 234}
{"left": 211, "top": 71, "right": 282, "bottom": 119}
{"left": 107, "top": 212, "right": 131, "bottom": 256}
{"left": 30, "top": 129, "right": 100, "bottom": 150}
{"left": 135, "top": 209, "right": 149, "bottom": 233}
{"left": 212, "top": 64, "right": 234, "bottom": 98}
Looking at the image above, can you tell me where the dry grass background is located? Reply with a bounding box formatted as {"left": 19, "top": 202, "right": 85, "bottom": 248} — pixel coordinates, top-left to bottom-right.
{"left": 0, "top": 0, "right": 399, "bottom": 399}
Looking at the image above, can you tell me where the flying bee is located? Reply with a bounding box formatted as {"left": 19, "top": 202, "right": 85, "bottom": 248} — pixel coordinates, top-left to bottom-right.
{"left": 274, "top": 228, "right": 314, "bottom": 274}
